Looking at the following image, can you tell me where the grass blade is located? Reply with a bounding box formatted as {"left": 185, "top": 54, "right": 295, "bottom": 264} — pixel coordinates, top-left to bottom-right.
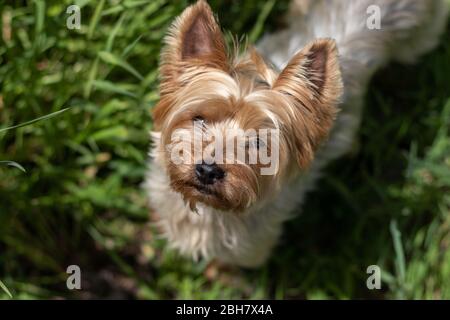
{"left": 0, "top": 280, "right": 13, "bottom": 299}
{"left": 98, "top": 51, "right": 144, "bottom": 80}
{"left": 88, "top": 0, "right": 105, "bottom": 39}
{"left": 122, "top": 35, "right": 143, "bottom": 58}
{"left": 34, "top": 0, "right": 45, "bottom": 36}
{"left": 0, "top": 108, "right": 71, "bottom": 133}
{"left": 84, "top": 57, "right": 99, "bottom": 99}
{"left": 106, "top": 13, "right": 126, "bottom": 52}
{"left": 390, "top": 220, "right": 406, "bottom": 285}
{"left": 92, "top": 80, "right": 138, "bottom": 98}
{"left": 249, "top": 0, "right": 276, "bottom": 43}
{"left": 0, "top": 161, "right": 26, "bottom": 173}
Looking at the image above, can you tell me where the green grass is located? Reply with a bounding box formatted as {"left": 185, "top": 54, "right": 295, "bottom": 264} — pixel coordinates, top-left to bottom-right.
{"left": 0, "top": 0, "right": 449, "bottom": 299}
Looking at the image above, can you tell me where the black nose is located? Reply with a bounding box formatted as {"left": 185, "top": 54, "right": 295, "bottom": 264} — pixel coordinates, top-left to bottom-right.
{"left": 195, "top": 162, "right": 225, "bottom": 185}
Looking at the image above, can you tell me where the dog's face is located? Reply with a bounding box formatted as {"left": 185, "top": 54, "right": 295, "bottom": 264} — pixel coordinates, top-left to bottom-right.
{"left": 152, "top": 0, "right": 343, "bottom": 212}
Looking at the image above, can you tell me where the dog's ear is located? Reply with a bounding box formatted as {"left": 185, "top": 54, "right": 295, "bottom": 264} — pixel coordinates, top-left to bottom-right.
{"left": 159, "top": 0, "right": 229, "bottom": 96}
{"left": 273, "top": 39, "right": 343, "bottom": 168}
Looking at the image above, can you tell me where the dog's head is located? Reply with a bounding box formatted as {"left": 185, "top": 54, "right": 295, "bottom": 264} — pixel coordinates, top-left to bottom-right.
{"left": 152, "top": 0, "right": 343, "bottom": 212}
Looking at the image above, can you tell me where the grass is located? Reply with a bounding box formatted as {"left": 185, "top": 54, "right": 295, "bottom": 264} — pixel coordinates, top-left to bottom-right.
{"left": 0, "top": 0, "right": 449, "bottom": 299}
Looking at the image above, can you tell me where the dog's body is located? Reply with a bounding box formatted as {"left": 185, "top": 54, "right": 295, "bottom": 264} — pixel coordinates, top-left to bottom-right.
{"left": 145, "top": 0, "right": 448, "bottom": 267}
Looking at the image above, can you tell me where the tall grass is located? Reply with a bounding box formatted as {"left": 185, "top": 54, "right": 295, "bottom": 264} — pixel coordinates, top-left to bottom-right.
{"left": 0, "top": 0, "right": 449, "bottom": 299}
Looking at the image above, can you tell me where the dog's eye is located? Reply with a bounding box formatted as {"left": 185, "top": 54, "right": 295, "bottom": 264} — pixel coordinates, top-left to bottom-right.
{"left": 193, "top": 116, "right": 205, "bottom": 124}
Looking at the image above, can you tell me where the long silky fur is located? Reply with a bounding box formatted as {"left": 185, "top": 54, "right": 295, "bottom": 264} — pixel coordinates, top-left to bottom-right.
{"left": 145, "top": 0, "right": 448, "bottom": 267}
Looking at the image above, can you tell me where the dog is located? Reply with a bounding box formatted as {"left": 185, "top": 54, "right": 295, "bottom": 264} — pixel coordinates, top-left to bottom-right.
{"left": 145, "top": 0, "right": 448, "bottom": 267}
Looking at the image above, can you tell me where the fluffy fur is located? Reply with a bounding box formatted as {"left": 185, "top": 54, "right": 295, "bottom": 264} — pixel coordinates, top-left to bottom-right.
{"left": 145, "top": 0, "right": 448, "bottom": 267}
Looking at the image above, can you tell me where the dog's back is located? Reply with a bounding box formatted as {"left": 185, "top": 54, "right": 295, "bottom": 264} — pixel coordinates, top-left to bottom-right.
{"left": 259, "top": 0, "right": 448, "bottom": 165}
{"left": 261, "top": 0, "right": 448, "bottom": 68}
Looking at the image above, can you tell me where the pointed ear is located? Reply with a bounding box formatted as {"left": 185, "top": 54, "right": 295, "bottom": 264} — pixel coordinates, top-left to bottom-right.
{"left": 160, "top": 0, "right": 229, "bottom": 96}
{"left": 273, "top": 39, "right": 343, "bottom": 168}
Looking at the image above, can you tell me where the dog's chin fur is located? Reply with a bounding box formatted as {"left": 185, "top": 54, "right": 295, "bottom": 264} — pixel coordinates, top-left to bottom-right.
{"left": 168, "top": 163, "right": 259, "bottom": 213}
{"left": 145, "top": 0, "right": 448, "bottom": 267}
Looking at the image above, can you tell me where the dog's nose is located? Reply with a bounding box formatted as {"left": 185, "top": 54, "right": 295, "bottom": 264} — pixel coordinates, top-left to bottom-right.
{"left": 195, "top": 162, "right": 225, "bottom": 185}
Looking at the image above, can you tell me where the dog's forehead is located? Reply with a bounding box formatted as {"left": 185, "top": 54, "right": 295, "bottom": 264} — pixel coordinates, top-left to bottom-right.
{"left": 178, "top": 57, "right": 275, "bottom": 97}
{"left": 164, "top": 71, "right": 280, "bottom": 130}
{"left": 177, "top": 96, "right": 278, "bottom": 132}
{"left": 178, "top": 70, "right": 240, "bottom": 97}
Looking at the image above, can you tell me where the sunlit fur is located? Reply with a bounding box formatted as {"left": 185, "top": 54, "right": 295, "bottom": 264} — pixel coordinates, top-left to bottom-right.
{"left": 145, "top": 0, "right": 448, "bottom": 267}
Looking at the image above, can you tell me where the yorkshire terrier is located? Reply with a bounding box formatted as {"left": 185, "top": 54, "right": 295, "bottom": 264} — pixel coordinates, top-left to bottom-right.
{"left": 145, "top": 0, "right": 448, "bottom": 267}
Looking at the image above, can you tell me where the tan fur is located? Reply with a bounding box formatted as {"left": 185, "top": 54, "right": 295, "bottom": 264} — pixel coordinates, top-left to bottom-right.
{"left": 273, "top": 39, "right": 342, "bottom": 168}
{"left": 152, "top": 0, "right": 342, "bottom": 213}
{"left": 159, "top": 0, "right": 229, "bottom": 97}
{"left": 146, "top": 0, "right": 448, "bottom": 267}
